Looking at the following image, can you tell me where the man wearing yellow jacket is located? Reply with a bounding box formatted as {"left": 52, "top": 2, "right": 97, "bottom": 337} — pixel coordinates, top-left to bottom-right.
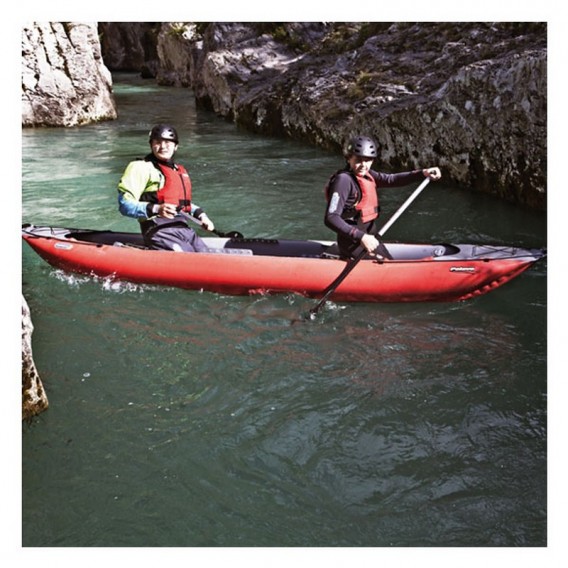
{"left": 118, "top": 124, "right": 216, "bottom": 252}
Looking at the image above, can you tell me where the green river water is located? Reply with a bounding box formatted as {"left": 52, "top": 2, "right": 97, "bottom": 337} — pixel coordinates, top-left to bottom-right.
{"left": 20, "top": 74, "right": 548, "bottom": 556}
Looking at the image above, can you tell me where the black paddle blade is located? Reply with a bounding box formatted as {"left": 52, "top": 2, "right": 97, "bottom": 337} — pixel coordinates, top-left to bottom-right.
{"left": 306, "top": 304, "right": 324, "bottom": 320}
{"left": 225, "top": 231, "right": 244, "bottom": 239}
{"left": 304, "top": 250, "right": 367, "bottom": 319}
{"left": 215, "top": 229, "right": 244, "bottom": 239}
{"left": 290, "top": 306, "right": 321, "bottom": 325}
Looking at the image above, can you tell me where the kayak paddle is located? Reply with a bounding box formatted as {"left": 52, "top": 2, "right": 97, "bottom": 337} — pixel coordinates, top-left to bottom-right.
{"left": 186, "top": 213, "right": 244, "bottom": 239}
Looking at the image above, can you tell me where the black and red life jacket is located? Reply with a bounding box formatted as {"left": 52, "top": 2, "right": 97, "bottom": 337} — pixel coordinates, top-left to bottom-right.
{"left": 154, "top": 160, "right": 193, "bottom": 212}
{"left": 325, "top": 169, "right": 379, "bottom": 224}
{"left": 354, "top": 174, "right": 379, "bottom": 223}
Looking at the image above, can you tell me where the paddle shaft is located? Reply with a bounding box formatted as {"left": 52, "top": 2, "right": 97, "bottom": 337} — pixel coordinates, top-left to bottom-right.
{"left": 376, "top": 177, "right": 431, "bottom": 237}
{"left": 309, "top": 177, "right": 431, "bottom": 317}
{"left": 186, "top": 213, "right": 243, "bottom": 239}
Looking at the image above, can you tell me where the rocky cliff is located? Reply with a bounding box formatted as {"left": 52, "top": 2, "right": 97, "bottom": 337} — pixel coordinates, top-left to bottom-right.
{"left": 100, "top": 22, "right": 546, "bottom": 210}
{"left": 22, "top": 22, "right": 117, "bottom": 127}
{"left": 22, "top": 22, "right": 546, "bottom": 209}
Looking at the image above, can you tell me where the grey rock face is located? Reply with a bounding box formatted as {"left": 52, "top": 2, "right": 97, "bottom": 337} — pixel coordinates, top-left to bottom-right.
{"left": 32, "top": 21, "right": 545, "bottom": 208}
{"left": 140, "top": 22, "right": 545, "bottom": 208}
{"left": 22, "top": 296, "right": 48, "bottom": 420}
{"left": 22, "top": 22, "right": 117, "bottom": 127}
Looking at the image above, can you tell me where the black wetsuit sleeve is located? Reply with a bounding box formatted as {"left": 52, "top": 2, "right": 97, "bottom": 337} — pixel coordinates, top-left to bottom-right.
{"left": 373, "top": 169, "right": 424, "bottom": 187}
{"left": 324, "top": 172, "right": 365, "bottom": 242}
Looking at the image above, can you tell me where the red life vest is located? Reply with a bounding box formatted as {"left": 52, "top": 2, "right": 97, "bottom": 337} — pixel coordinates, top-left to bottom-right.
{"left": 155, "top": 162, "right": 192, "bottom": 212}
{"left": 354, "top": 174, "right": 379, "bottom": 223}
{"left": 325, "top": 169, "right": 379, "bottom": 224}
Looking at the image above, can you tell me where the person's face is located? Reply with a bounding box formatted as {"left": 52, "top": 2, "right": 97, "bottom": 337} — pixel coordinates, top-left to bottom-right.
{"left": 348, "top": 154, "right": 374, "bottom": 176}
{"left": 151, "top": 137, "right": 178, "bottom": 161}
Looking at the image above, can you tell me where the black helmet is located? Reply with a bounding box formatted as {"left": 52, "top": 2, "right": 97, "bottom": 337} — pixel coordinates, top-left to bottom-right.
{"left": 149, "top": 124, "right": 179, "bottom": 143}
{"left": 346, "top": 135, "right": 378, "bottom": 158}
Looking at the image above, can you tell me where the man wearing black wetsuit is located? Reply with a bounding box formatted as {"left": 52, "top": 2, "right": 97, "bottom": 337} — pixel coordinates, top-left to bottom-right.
{"left": 324, "top": 135, "right": 441, "bottom": 259}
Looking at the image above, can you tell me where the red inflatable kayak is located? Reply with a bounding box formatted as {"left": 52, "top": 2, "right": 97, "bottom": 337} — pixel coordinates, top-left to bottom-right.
{"left": 22, "top": 224, "right": 545, "bottom": 303}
